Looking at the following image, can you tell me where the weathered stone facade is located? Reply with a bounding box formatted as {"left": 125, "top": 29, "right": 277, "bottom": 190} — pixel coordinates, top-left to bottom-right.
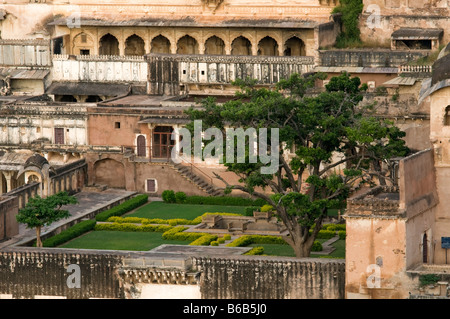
{"left": 0, "top": 247, "right": 345, "bottom": 299}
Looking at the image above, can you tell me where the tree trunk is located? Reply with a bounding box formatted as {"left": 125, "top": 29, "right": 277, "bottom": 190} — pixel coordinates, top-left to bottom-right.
{"left": 284, "top": 223, "right": 315, "bottom": 258}
{"left": 36, "top": 226, "right": 42, "bottom": 248}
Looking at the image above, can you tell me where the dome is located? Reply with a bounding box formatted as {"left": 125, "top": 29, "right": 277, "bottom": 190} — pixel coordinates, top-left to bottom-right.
{"left": 24, "top": 153, "right": 49, "bottom": 169}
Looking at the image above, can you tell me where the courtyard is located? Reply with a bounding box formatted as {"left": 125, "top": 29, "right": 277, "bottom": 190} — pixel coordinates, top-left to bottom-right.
{"left": 53, "top": 199, "right": 345, "bottom": 258}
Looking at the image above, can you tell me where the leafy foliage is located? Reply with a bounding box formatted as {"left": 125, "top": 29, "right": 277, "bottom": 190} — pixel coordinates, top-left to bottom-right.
{"left": 185, "top": 72, "right": 409, "bottom": 257}
{"left": 16, "top": 192, "right": 78, "bottom": 229}
{"left": 332, "top": 0, "right": 364, "bottom": 48}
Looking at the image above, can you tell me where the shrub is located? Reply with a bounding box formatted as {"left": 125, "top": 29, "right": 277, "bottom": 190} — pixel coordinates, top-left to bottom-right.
{"left": 94, "top": 222, "right": 172, "bottom": 233}
{"left": 210, "top": 241, "right": 219, "bottom": 246}
{"left": 260, "top": 205, "right": 273, "bottom": 212}
{"left": 226, "top": 235, "right": 287, "bottom": 247}
{"left": 223, "top": 234, "right": 231, "bottom": 241}
{"left": 311, "top": 241, "right": 323, "bottom": 252}
{"left": 338, "top": 230, "right": 346, "bottom": 240}
{"left": 244, "top": 206, "right": 259, "bottom": 216}
{"left": 162, "top": 190, "right": 176, "bottom": 203}
{"left": 189, "top": 234, "right": 218, "bottom": 246}
{"left": 184, "top": 195, "right": 266, "bottom": 206}
{"left": 217, "top": 237, "right": 226, "bottom": 244}
{"left": 244, "top": 246, "right": 265, "bottom": 255}
{"left": 43, "top": 220, "right": 96, "bottom": 247}
{"left": 175, "top": 191, "right": 187, "bottom": 203}
{"left": 161, "top": 226, "right": 208, "bottom": 242}
{"left": 419, "top": 274, "right": 440, "bottom": 287}
{"left": 95, "top": 194, "right": 148, "bottom": 221}
{"left": 310, "top": 230, "right": 338, "bottom": 239}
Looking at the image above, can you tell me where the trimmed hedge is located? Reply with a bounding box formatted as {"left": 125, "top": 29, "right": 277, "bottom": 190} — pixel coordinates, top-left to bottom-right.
{"left": 311, "top": 241, "right": 323, "bottom": 252}
{"left": 43, "top": 220, "right": 96, "bottom": 247}
{"left": 162, "top": 190, "right": 176, "bottom": 203}
{"left": 244, "top": 246, "right": 265, "bottom": 255}
{"left": 95, "top": 194, "right": 148, "bottom": 221}
{"left": 190, "top": 234, "right": 218, "bottom": 246}
{"left": 226, "top": 235, "right": 287, "bottom": 247}
{"left": 106, "top": 212, "right": 242, "bottom": 226}
{"left": 94, "top": 222, "right": 172, "bottom": 233}
{"left": 183, "top": 195, "right": 266, "bottom": 206}
{"left": 338, "top": 230, "right": 346, "bottom": 240}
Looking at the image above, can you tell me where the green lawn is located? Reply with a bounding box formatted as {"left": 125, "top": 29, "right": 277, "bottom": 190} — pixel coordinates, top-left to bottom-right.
{"left": 126, "top": 201, "right": 246, "bottom": 219}
{"left": 60, "top": 231, "right": 190, "bottom": 251}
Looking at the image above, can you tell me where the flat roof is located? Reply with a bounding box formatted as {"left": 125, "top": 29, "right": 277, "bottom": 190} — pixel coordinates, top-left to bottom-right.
{"left": 49, "top": 17, "right": 319, "bottom": 29}
{"left": 392, "top": 28, "right": 443, "bottom": 40}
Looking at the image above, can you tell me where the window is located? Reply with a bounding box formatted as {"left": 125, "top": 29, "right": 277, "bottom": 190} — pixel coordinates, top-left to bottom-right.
{"left": 80, "top": 49, "right": 90, "bottom": 55}
{"left": 445, "top": 106, "right": 450, "bottom": 126}
{"left": 115, "top": 122, "right": 121, "bottom": 129}
{"left": 54, "top": 127, "right": 64, "bottom": 144}
{"left": 146, "top": 179, "right": 157, "bottom": 193}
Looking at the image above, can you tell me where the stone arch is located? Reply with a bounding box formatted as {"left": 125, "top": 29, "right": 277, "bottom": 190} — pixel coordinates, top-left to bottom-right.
{"left": 284, "top": 36, "right": 306, "bottom": 56}
{"left": 177, "top": 35, "right": 199, "bottom": 55}
{"left": 258, "top": 36, "right": 279, "bottom": 56}
{"left": 72, "top": 32, "right": 95, "bottom": 55}
{"left": 99, "top": 33, "right": 120, "bottom": 56}
{"left": 204, "top": 36, "right": 225, "bottom": 55}
{"left": 150, "top": 35, "right": 171, "bottom": 54}
{"left": 125, "top": 34, "right": 146, "bottom": 56}
{"left": 0, "top": 172, "right": 7, "bottom": 194}
{"left": 93, "top": 158, "right": 126, "bottom": 189}
{"left": 231, "top": 36, "right": 252, "bottom": 55}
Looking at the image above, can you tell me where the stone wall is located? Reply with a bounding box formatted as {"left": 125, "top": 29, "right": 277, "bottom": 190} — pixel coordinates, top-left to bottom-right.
{"left": 0, "top": 40, "right": 51, "bottom": 67}
{"left": 51, "top": 55, "right": 148, "bottom": 83}
{"left": 148, "top": 54, "right": 315, "bottom": 95}
{"left": 0, "top": 196, "right": 18, "bottom": 241}
{"left": 319, "top": 49, "right": 428, "bottom": 67}
{"left": 0, "top": 247, "right": 346, "bottom": 299}
{"left": 192, "top": 256, "right": 345, "bottom": 299}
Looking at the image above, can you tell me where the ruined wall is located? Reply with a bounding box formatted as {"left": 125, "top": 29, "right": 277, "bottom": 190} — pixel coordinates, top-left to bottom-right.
{"left": 359, "top": 0, "right": 450, "bottom": 46}
{"left": 0, "top": 196, "right": 18, "bottom": 241}
{"left": 319, "top": 49, "right": 428, "bottom": 67}
{"left": 0, "top": 248, "right": 124, "bottom": 299}
{"left": 0, "top": 40, "right": 51, "bottom": 67}
{"left": 0, "top": 248, "right": 345, "bottom": 299}
{"left": 148, "top": 54, "right": 315, "bottom": 95}
{"left": 0, "top": 102, "right": 88, "bottom": 146}
{"left": 193, "top": 256, "right": 345, "bottom": 299}
{"left": 52, "top": 55, "right": 148, "bottom": 83}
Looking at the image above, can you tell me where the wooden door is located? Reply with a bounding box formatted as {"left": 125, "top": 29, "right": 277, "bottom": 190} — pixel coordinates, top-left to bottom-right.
{"left": 137, "top": 135, "right": 146, "bottom": 157}
{"left": 54, "top": 128, "right": 64, "bottom": 144}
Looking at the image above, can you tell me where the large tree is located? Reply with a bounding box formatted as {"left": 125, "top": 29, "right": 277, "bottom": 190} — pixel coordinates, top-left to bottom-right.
{"left": 186, "top": 72, "right": 409, "bottom": 257}
{"left": 16, "top": 191, "right": 78, "bottom": 247}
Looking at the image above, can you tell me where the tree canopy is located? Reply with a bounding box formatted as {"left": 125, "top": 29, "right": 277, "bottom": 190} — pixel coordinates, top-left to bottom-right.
{"left": 16, "top": 191, "right": 78, "bottom": 247}
{"left": 185, "top": 72, "right": 409, "bottom": 257}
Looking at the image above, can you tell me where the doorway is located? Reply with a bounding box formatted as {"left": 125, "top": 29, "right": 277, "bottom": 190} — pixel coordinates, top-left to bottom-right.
{"left": 152, "top": 126, "right": 174, "bottom": 159}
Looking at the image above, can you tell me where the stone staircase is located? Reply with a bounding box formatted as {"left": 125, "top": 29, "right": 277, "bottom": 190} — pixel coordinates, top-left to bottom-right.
{"left": 170, "top": 163, "right": 224, "bottom": 196}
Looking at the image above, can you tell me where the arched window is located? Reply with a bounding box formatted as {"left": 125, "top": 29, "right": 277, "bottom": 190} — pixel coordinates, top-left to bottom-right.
{"left": 177, "top": 35, "right": 199, "bottom": 55}
{"left": 99, "top": 34, "right": 119, "bottom": 55}
{"left": 204, "top": 36, "right": 225, "bottom": 55}
{"left": 151, "top": 35, "right": 171, "bottom": 54}
{"left": 423, "top": 233, "right": 428, "bottom": 263}
{"left": 284, "top": 37, "right": 306, "bottom": 56}
{"left": 231, "top": 36, "right": 251, "bottom": 55}
{"left": 258, "top": 36, "right": 279, "bottom": 56}
{"left": 125, "top": 35, "right": 145, "bottom": 56}
{"left": 444, "top": 106, "right": 450, "bottom": 126}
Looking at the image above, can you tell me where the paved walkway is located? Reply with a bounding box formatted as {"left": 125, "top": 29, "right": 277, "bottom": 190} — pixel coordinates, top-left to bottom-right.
{"left": 0, "top": 188, "right": 137, "bottom": 249}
